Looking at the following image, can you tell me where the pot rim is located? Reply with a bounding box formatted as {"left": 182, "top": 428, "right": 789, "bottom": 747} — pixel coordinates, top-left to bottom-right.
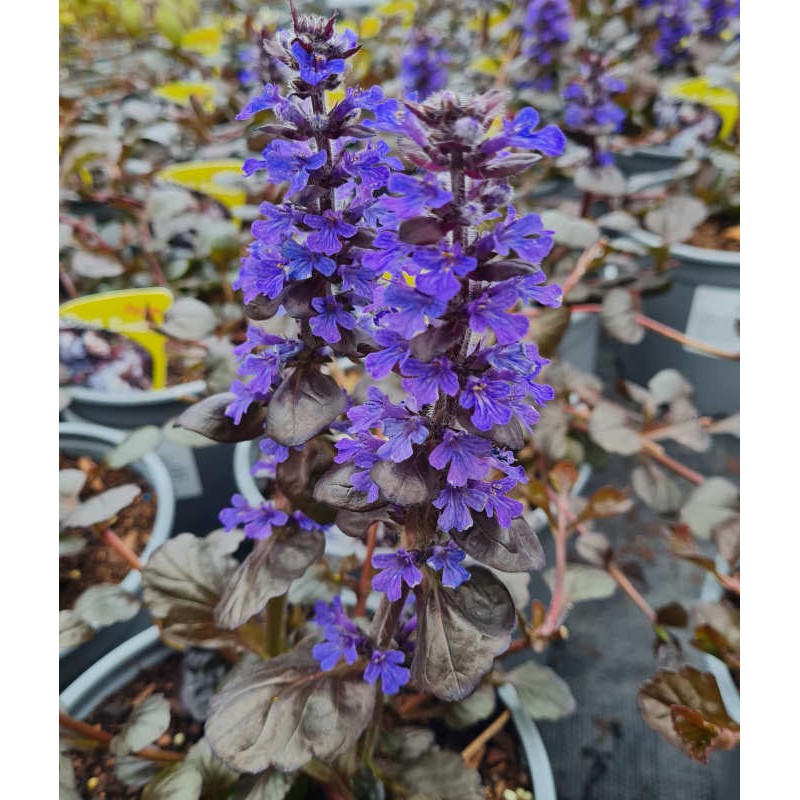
{"left": 625, "top": 227, "right": 740, "bottom": 268}
{"left": 65, "top": 380, "right": 207, "bottom": 408}
{"left": 59, "top": 422, "right": 176, "bottom": 657}
{"left": 60, "top": 625, "right": 556, "bottom": 800}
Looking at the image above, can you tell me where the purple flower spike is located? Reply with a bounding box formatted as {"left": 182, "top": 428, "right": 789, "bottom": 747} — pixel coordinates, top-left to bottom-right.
{"left": 363, "top": 649, "right": 410, "bottom": 695}
{"left": 401, "top": 356, "right": 459, "bottom": 410}
{"left": 303, "top": 210, "right": 359, "bottom": 255}
{"left": 372, "top": 549, "right": 423, "bottom": 601}
{"left": 291, "top": 41, "right": 346, "bottom": 86}
{"left": 460, "top": 375, "right": 514, "bottom": 431}
{"left": 478, "top": 477, "right": 525, "bottom": 527}
{"left": 426, "top": 541, "right": 471, "bottom": 588}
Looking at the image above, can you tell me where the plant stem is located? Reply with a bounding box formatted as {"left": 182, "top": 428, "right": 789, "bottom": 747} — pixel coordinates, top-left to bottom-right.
{"left": 59, "top": 712, "right": 184, "bottom": 763}
{"left": 560, "top": 239, "right": 608, "bottom": 299}
{"left": 540, "top": 489, "right": 569, "bottom": 637}
{"left": 355, "top": 523, "right": 379, "bottom": 617}
{"left": 640, "top": 440, "right": 705, "bottom": 486}
{"left": 264, "top": 594, "right": 288, "bottom": 657}
{"left": 461, "top": 709, "right": 511, "bottom": 765}
{"left": 100, "top": 528, "right": 142, "bottom": 571}
{"left": 607, "top": 561, "right": 656, "bottom": 623}
{"left": 560, "top": 304, "right": 740, "bottom": 361}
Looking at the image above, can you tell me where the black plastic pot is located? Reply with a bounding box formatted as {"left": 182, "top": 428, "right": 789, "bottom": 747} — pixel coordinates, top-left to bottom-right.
{"left": 611, "top": 231, "right": 739, "bottom": 416}
{"left": 59, "top": 422, "right": 176, "bottom": 690}
{"left": 60, "top": 626, "right": 560, "bottom": 800}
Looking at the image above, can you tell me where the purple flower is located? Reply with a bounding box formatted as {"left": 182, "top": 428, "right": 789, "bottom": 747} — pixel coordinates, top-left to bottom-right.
{"left": 218, "top": 494, "right": 289, "bottom": 540}
{"left": 377, "top": 415, "right": 429, "bottom": 463}
{"left": 224, "top": 380, "right": 261, "bottom": 424}
{"left": 364, "top": 328, "right": 410, "bottom": 379}
{"left": 426, "top": 541, "right": 471, "bottom": 588}
{"left": 251, "top": 203, "right": 297, "bottom": 246}
{"left": 303, "top": 210, "right": 358, "bottom": 255}
{"left": 234, "top": 245, "right": 287, "bottom": 302}
{"left": 291, "top": 40, "right": 345, "bottom": 86}
{"left": 516, "top": 0, "right": 572, "bottom": 91}
{"left": 236, "top": 83, "right": 283, "bottom": 120}
{"left": 347, "top": 386, "right": 407, "bottom": 432}
{"left": 380, "top": 283, "right": 449, "bottom": 339}
{"left": 400, "top": 28, "right": 450, "bottom": 101}
{"left": 477, "top": 477, "right": 524, "bottom": 527}
{"left": 433, "top": 484, "right": 487, "bottom": 531}
{"left": 511, "top": 271, "right": 563, "bottom": 308}
{"left": 401, "top": 357, "right": 460, "bottom": 409}
{"left": 312, "top": 627, "right": 362, "bottom": 670}
{"left": 309, "top": 296, "right": 356, "bottom": 343}
{"left": 380, "top": 173, "right": 452, "bottom": 219}
{"left": 312, "top": 596, "right": 353, "bottom": 630}
{"left": 654, "top": 0, "right": 693, "bottom": 67}
{"left": 335, "top": 433, "right": 383, "bottom": 468}
{"left": 281, "top": 239, "right": 336, "bottom": 280}
{"left": 466, "top": 287, "right": 530, "bottom": 346}
{"left": 460, "top": 375, "right": 514, "bottom": 430}
{"left": 243, "top": 140, "right": 327, "bottom": 196}
{"left": 372, "top": 549, "right": 423, "bottom": 601}
{"left": 413, "top": 243, "right": 476, "bottom": 300}
{"left": 291, "top": 510, "right": 327, "bottom": 531}
{"left": 428, "top": 429, "right": 493, "bottom": 486}
{"left": 492, "top": 211, "right": 555, "bottom": 263}
{"left": 483, "top": 106, "right": 566, "bottom": 157}
{"left": 363, "top": 649, "right": 410, "bottom": 695}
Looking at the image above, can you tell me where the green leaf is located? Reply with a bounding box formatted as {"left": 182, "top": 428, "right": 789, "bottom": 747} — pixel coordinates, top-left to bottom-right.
{"left": 73, "top": 584, "right": 141, "bottom": 628}
{"left": 59, "top": 535, "right": 88, "bottom": 557}
{"left": 184, "top": 738, "right": 239, "bottom": 798}
{"left": 265, "top": 368, "right": 346, "bottom": 447}
{"left": 443, "top": 682, "right": 496, "bottom": 730}
{"left": 600, "top": 288, "right": 645, "bottom": 345}
{"left": 114, "top": 756, "right": 161, "bottom": 789}
{"left": 411, "top": 567, "right": 515, "bottom": 702}
{"left": 205, "top": 641, "right": 375, "bottom": 773}
{"left": 638, "top": 666, "right": 739, "bottom": 763}
{"left": 679, "top": 478, "right": 739, "bottom": 539}
{"left": 61, "top": 484, "right": 141, "bottom": 529}
{"left": 109, "top": 693, "right": 171, "bottom": 756}
{"left": 543, "top": 564, "right": 617, "bottom": 604}
{"left": 502, "top": 661, "right": 576, "bottom": 721}
{"left": 142, "top": 530, "right": 247, "bottom": 650}
{"left": 104, "top": 426, "right": 163, "bottom": 469}
{"left": 214, "top": 524, "right": 325, "bottom": 630}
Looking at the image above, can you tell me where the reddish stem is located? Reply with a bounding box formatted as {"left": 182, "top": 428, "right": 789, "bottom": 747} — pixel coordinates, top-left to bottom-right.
{"left": 100, "top": 528, "right": 142, "bottom": 571}
{"left": 607, "top": 561, "right": 656, "bottom": 623}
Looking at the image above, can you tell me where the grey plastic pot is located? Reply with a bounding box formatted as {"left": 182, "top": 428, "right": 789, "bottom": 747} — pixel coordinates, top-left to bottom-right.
{"left": 59, "top": 422, "right": 176, "bottom": 683}
{"left": 557, "top": 311, "right": 599, "bottom": 375}
{"left": 60, "top": 626, "right": 557, "bottom": 800}
{"left": 62, "top": 380, "right": 208, "bottom": 429}
{"left": 612, "top": 229, "right": 739, "bottom": 417}
{"left": 614, "top": 145, "right": 685, "bottom": 178}
{"left": 62, "top": 382, "right": 240, "bottom": 538}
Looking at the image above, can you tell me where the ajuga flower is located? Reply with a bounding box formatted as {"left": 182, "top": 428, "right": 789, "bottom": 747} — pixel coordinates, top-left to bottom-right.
{"left": 400, "top": 28, "right": 451, "bottom": 101}
{"left": 516, "top": 0, "right": 573, "bottom": 91}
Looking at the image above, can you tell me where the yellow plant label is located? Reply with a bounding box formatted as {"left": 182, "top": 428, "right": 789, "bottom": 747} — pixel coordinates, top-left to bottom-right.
{"left": 666, "top": 76, "right": 739, "bottom": 141}
{"left": 180, "top": 25, "right": 222, "bottom": 56}
{"left": 156, "top": 160, "right": 246, "bottom": 215}
{"left": 153, "top": 81, "right": 217, "bottom": 112}
{"left": 59, "top": 288, "right": 174, "bottom": 389}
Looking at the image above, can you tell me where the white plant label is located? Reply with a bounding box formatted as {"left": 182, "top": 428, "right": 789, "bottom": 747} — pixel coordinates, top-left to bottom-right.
{"left": 155, "top": 440, "right": 203, "bottom": 499}
{"left": 683, "top": 286, "right": 740, "bottom": 358}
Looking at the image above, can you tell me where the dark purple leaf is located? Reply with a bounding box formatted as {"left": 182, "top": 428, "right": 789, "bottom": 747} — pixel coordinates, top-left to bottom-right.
{"left": 204, "top": 641, "right": 375, "bottom": 772}
{"left": 370, "top": 454, "right": 438, "bottom": 507}
{"left": 313, "top": 463, "right": 384, "bottom": 511}
{"left": 215, "top": 524, "right": 325, "bottom": 630}
{"left": 176, "top": 393, "right": 266, "bottom": 444}
{"left": 398, "top": 216, "right": 447, "bottom": 245}
{"left": 276, "top": 436, "right": 337, "bottom": 525}
{"left": 452, "top": 513, "right": 545, "bottom": 573}
{"left": 411, "top": 567, "right": 515, "bottom": 701}
{"left": 472, "top": 259, "right": 540, "bottom": 282}
{"left": 408, "top": 324, "right": 461, "bottom": 361}
{"left": 265, "top": 368, "right": 346, "bottom": 447}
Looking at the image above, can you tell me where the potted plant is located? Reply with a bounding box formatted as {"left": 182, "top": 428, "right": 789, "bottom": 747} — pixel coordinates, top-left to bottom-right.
{"left": 59, "top": 421, "right": 176, "bottom": 688}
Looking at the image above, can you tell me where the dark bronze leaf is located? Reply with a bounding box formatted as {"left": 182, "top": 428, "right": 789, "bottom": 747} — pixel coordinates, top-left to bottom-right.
{"left": 408, "top": 324, "right": 461, "bottom": 361}
{"left": 453, "top": 513, "right": 545, "bottom": 573}
{"left": 313, "top": 463, "right": 383, "bottom": 511}
{"left": 370, "top": 454, "right": 437, "bottom": 507}
{"left": 204, "top": 642, "right": 375, "bottom": 773}
{"left": 276, "top": 436, "right": 337, "bottom": 525}
{"left": 398, "top": 216, "right": 447, "bottom": 245}
{"left": 411, "top": 567, "right": 515, "bottom": 701}
{"left": 528, "top": 306, "right": 571, "bottom": 359}
{"left": 176, "top": 393, "right": 266, "bottom": 444}
{"left": 215, "top": 525, "right": 325, "bottom": 630}
{"left": 265, "top": 368, "right": 345, "bottom": 447}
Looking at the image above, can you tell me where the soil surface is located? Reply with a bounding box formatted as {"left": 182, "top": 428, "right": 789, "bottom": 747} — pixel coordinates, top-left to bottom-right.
{"left": 60, "top": 454, "right": 157, "bottom": 610}
{"left": 685, "top": 217, "right": 740, "bottom": 252}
